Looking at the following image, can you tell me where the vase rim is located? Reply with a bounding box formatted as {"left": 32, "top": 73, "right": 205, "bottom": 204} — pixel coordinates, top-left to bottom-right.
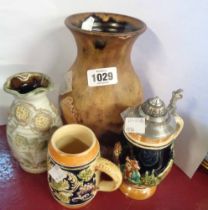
{"left": 3, "top": 71, "right": 53, "bottom": 98}
{"left": 65, "top": 12, "right": 146, "bottom": 37}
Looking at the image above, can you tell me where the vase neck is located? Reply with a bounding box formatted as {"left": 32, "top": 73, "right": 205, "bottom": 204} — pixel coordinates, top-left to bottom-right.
{"left": 72, "top": 30, "right": 139, "bottom": 63}
{"left": 14, "top": 92, "right": 48, "bottom": 102}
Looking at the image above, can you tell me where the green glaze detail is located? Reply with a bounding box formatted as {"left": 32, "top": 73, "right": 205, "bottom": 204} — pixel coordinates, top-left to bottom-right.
{"left": 122, "top": 158, "right": 174, "bottom": 187}
{"left": 141, "top": 170, "right": 159, "bottom": 186}
{"left": 54, "top": 191, "right": 72, "bottom": 203}
{"left": 49, "top": 178, "right": 70, "bottom": 191}
{"left": 14, "top": 135, "right": 28, "bottom": 148}
{"left": 129, "top": 170, "right": 141, "bottom": 184}
{"left": 48, "top": 157, "right": 96, "bottom": 205}
{"left": 78, "top": 168, "right": 94, "bottom": 182}
{"left": 122, "top": 164, "right": 159, "bottom": 186}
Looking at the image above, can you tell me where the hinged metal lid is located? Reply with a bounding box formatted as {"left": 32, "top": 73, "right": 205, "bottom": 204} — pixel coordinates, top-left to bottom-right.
{"left": 122, "top": 89, "right": 183, "bottom": 141}
{"left": 140, "top": 97, "right": 167, "bottom": 118}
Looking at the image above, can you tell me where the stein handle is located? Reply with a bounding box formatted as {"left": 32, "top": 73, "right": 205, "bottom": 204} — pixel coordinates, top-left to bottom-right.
{"left": 95, "top": 157, "right": 122, "bottom": 192}
{"left": 172, "top": 116, "right": 184, "bottom": 140}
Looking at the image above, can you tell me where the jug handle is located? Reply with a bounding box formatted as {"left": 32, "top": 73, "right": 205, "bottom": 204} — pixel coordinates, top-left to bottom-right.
{"left": 172, "top": 115, "right": 184, "bottom": 140}
{"left": 95, "top": 157, "right": 122, "bottom": 192}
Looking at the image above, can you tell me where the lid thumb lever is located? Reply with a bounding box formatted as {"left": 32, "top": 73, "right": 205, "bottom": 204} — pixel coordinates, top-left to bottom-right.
{"left": 167, "top": 89, "right": 183, "bottom": 115}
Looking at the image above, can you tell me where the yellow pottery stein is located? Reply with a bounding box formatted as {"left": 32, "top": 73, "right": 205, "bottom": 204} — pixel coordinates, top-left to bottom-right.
{"left": 47, "top": 124, "right": 122, "bottom": 208}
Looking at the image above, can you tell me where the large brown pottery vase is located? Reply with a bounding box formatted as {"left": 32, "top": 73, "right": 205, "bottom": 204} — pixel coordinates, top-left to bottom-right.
{"left": 60, "top": 12, "right": 146, "bottom": 137}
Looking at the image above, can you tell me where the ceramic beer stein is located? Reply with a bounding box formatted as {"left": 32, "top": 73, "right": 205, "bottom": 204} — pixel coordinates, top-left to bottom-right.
{"left": 3, "top": 72, "right": 62, "bottom": 173}
{"left": 113, "top": 89, "right": 184, "bottom": 200}
{"left": 48, "top": 124, "right": 122, "bottom": 208}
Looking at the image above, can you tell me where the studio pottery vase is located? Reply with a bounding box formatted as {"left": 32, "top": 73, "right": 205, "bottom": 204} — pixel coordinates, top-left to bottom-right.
{"left": 60, "top": 12, "right": 146, "bottom": 137}
{"left": 4, "top": 72, "right": 62, "bottom": 173}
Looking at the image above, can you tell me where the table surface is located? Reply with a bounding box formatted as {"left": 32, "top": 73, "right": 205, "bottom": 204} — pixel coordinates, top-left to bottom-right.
{"left": 0, "top": 125, "right": 208, "bottom": 210}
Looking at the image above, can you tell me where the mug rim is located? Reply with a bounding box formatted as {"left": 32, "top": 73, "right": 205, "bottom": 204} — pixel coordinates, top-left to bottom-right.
{"left": 48, "top": 124, "right": 100, "bottom": 167}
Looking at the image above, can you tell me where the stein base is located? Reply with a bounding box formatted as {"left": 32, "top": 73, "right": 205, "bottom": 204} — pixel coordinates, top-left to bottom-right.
{"left": 20, "top": 164, "right": 47, "bottom": 174}
{"left": 52, "top": 194, "right": 95, "bottom": 209}
{"left": 120, "top": 182, "right": 157, "bottom": 200}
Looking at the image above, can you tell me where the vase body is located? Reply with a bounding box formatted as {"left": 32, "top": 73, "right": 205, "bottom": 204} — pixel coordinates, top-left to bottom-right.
{"left": 60, "top": 12, "right": 146, "bottom": 137}
{"left": 4, "top": 72, "right": 62, "bottom": 173}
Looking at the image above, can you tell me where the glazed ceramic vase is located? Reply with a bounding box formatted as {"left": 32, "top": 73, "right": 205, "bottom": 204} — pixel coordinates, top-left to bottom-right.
{"left": 113, "top": 89, "right": 184, "bottom": 200}
{"left": 4, "top": 72, "right": 62, "bottom": 173}
{"left": 60, "top": 12, "right": 146, "bottom": 137}
{"left": 48, "top": 124, "right": 122, "bottom": 208}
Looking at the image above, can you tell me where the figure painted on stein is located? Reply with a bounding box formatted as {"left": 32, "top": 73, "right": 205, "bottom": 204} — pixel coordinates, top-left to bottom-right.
{"left": 124, "top": 156, "right": 141, "bottom": 184}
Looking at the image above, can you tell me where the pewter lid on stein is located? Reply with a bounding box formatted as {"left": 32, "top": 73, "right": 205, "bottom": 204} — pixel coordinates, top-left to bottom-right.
{"left": 122, "top": 89, "right": 183, "bottom": 139}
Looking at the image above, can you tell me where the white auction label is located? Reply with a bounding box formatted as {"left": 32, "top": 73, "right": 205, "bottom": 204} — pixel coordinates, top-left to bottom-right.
{"left": 87, "top": 67, "right": 118, "bottom": 87}
{"left": 48, "top": 164, "right": 67, "bottom": 183}
{"left": 81, "top": 16, "right": 95, "bottom": 31}
{"left": 124, "top": 117, "right": 145, "bottom": 134}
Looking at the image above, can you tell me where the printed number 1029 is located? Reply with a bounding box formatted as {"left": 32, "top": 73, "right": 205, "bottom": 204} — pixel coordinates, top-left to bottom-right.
{"left": 92, "top": 72, "right": 113, "bottom": 82}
